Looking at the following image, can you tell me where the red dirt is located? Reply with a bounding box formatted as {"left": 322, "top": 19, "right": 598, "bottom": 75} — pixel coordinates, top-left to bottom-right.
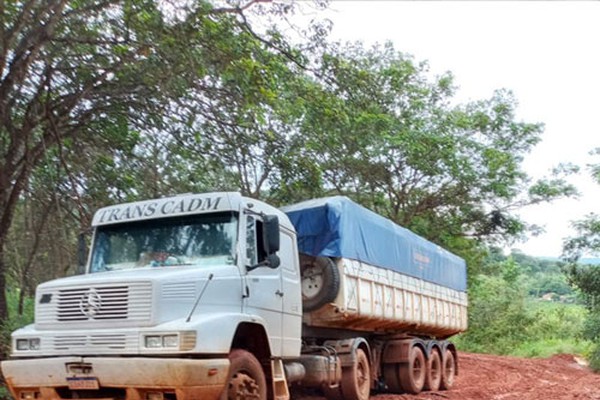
{"left": 294, "top": 352, "right": 600, "bottom": 400}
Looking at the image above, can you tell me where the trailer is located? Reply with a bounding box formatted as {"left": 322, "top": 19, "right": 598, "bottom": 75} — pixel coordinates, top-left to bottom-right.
{"left": 2, "top": 192, "right": 467, "bottom": 400}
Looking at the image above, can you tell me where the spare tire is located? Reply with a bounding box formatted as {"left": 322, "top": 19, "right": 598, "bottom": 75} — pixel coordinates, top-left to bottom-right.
{"left": 301, "top": 256, "right": 340, "bottom": 312}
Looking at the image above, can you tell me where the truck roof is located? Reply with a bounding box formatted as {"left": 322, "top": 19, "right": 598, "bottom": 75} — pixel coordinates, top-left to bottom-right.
{"left": 282, "top": 196, "right": 467, "bottom": 292}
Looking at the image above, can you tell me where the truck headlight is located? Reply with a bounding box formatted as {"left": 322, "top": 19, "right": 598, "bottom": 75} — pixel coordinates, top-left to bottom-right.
{"left": 16, "top": 339, "right": 29, "bottom": 351}
{"left": 15, "top": 338, "right": 41, "bottom": 351}
{"left": 162, "top": 335, "right": 178, "bottom": 348}
{"left": 29, "top": 338, "right": 41, "bottom": 350}
{"left": 143, "top": 332, "right": 195, "bottom": 351}
{"left": 144, "top": 336, "right": 163, "bottom": 348}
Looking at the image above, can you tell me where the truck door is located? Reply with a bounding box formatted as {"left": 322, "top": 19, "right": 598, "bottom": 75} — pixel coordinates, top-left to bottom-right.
{"left": 243, "top": 214, "right": 284, "bottom": 356}
{"left": 278, "top": 229, "right": 302, "bottom": 357}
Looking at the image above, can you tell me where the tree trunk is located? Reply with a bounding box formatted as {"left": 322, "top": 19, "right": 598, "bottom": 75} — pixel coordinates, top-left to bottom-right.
{"left": 0, "top": 167, "right": 29, "bottom": 322}
{"left": 0, "top": 193, "right": 17, "bottom": 322}
{"left": 16, "top": 200, "right": 51, "bottom": 315}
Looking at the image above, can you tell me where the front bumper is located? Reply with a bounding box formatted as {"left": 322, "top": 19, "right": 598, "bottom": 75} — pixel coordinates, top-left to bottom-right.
{"left": 1, "top": 356, "right": 229, "bottom": 400}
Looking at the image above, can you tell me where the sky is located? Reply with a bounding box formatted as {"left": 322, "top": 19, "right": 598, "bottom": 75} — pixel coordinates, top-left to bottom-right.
{"left": 312, "top": 1, "right": 600, "bottom": 257}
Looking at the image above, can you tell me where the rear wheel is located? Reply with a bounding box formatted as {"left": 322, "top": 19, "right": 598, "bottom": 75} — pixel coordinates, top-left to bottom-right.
{"left": 341, "top": 348, "right": 371, "bottom": 400}
{"left": 440, "top": 349, "right": 456, "bottom": 390}
{"left": 399, "top": 345, "right": 426, "bottom": 394}
{"left": 220, "top": 349, "right": 267, "bottom": 400}
{"left": 424, "top": 349, "right": 442, "bottom": 391}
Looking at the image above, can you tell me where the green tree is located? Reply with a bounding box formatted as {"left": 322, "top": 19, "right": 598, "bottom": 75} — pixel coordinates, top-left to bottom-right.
{"left": 297, "top": 42, "right": 577, "bottom": 266}
{"left": 563, "top": 148, "right": 600, "bottom": 262}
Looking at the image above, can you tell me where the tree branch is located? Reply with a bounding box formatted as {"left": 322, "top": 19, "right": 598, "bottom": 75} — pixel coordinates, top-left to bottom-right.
{"left": 208, "top": 0, "right": 271, "bottom": 15}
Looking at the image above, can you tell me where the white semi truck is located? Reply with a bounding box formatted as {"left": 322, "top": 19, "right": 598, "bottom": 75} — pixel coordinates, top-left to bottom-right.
{"left": 1, "top": 192, "right": 468, "bottom": 400}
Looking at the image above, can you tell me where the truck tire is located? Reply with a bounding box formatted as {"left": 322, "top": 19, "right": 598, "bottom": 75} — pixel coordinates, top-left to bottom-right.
{"left": 440, "top": 349, "right": 456, "bottom": 390}
{"left": 220, "top": 349, "right": 267, "bottom": 400}
{"left": 399, "top": 345, "right": 425, "bottom": 394}
{"left": 341, "top": 348, "right": 371, "bottom": 400}
{"left": 301, "top": 256, "right": 340, "bottom": 312}
{"left": 424, "top": 348, "right": 442, "bottom": 391}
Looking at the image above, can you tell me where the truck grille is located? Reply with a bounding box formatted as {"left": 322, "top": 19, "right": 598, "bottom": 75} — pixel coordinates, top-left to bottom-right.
{"left": 52, "top": 334, "right": 133, "bottom": 351}
{"left": 58, "top": 286, "right": 128, "bottom": 321}
{"left": 36, "top": 282, "right": 153, "bottom": 329}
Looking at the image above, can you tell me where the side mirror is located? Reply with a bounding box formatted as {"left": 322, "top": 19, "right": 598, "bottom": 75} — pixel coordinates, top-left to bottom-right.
{"left": 267, "top": 254, "right": 280, "bottom": 269}
{"left": 262, "top": 215, "right": 280, "bottom": 254}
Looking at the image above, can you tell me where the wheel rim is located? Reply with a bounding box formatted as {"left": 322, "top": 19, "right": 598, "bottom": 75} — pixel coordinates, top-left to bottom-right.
{"left": 301, "top": 264, "right": 324, "bottom": 300}
{"left": 228, "top": 372, "right": 261, "bottom": 400}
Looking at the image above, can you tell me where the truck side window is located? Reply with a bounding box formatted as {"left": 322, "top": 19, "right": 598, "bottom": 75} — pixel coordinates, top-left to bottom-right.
{"left": 246, "top": 216, "right": 257, "bottom": 265}
{"left": 246, "top": 215, "right": 267, "bottom": 266}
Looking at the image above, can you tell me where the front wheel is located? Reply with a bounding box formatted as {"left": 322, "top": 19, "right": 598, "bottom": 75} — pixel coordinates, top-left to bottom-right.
{"left": 220, "top": 349, "right": 267, "bottom": 400}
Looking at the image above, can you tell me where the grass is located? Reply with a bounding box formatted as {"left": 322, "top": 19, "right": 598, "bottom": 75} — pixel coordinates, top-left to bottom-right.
{"left": 511, "top": 338, "right": 593, "bottom": 358}
{"left": 455, "top": 297, "right": 592, "bottom": 360}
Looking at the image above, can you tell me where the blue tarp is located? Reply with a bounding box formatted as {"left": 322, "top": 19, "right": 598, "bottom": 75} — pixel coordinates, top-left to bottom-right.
{"left": 282, "top": 196, "right": 467, "bottom": 292}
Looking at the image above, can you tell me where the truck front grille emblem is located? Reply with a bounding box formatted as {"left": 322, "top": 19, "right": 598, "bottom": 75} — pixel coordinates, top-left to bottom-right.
{"left": 79, "top": 288, "right": 103, "bottom": 318}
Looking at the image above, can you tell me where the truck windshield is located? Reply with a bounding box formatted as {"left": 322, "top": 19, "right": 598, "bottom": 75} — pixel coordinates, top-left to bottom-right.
{"left": 90, "top": 212, "right": 238, "bottom": 273}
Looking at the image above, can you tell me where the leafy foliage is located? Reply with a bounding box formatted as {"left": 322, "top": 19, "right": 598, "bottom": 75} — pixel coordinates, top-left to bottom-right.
{"left": 564, "top": 215, "right": 600, "bottom": 263}
{"left": 455, "top": 259, "right": 534, "bottom": 354}
{"left": 563, "top": 149, "right": 600, "bottom": 262}
{"left": 456, "top": 255, "right": 588, "bottom": 357}
{"left": 506, "top": 250, "right": 575, "bottom": 298}
{"left": 0, "top": 289, "right": 34, "bottom": 360}
{"left": 566, "top": 263, "right": 600, "bottom": 370}
{"left": 290, "top": 42, "right": 577, "bottom": 265}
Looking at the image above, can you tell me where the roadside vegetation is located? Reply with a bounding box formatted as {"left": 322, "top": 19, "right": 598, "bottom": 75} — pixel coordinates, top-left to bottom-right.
{"left": 455, "top": 250, "right": 592, "bottom": 359}
{"left": 0, "top": 291, "right": 33, "bottom": 398}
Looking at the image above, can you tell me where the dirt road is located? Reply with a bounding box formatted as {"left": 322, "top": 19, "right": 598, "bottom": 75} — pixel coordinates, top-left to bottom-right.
{"left": 295, "top": 352, "right": 600, "bottom": 400}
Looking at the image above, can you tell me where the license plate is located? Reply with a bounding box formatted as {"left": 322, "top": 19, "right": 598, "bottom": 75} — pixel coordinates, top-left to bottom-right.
{"left": 66, "top": 377, "right": 99, "bottom": 390}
